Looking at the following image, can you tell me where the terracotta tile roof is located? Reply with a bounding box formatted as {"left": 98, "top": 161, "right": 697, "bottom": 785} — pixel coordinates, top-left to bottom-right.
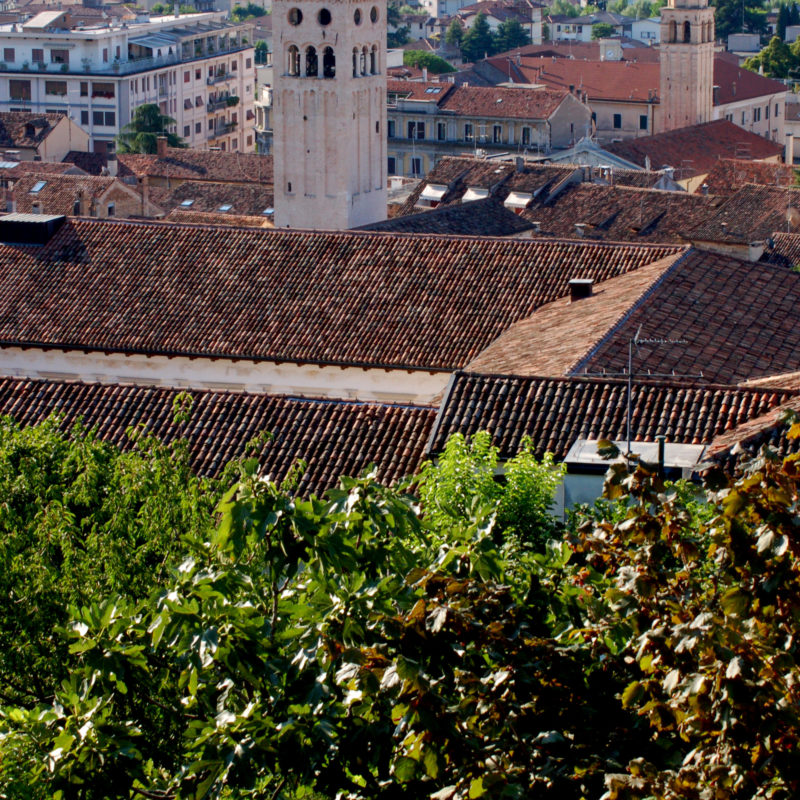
{"left": 698, "top": 158, "right": 796, "bottom": 197}
{"left": 437, "top": 84, "right": 570, "bottom": 120}
{"left": 356, "top": 197, "right": 534, "bottom": 235}
{"left": 165, "top": 209, "right": 272, "bottom": 227}
{"left": 467, "top": 252, "right": 682, "bottom": 375}
{"left": 572, "top": 249, "right": 800, "bottom": 384}
{"left": 0, "top": 112, "right": 64, "bottom": 149}
{"left": 687, "top": 183, "right": 800, "bottom": 244}
{"left": 489, "top": 40, "right": 660, "bottom": 62}
{"left": 760, "top": 231, "right": 800, "bottom": 268}
{"left": 0, "top": 377, "right": 435, "bottom": 492}
{"left": 428, "top": 371, "right": 796, "bottom": 461}
{"left": 457, "top": 0, "right": 540, "bottom": 24}
{"left": 518, "top": 183, "right": 721, "bottom": 243}
{"left": 0, "top": 218, "right": 683, "bottom": 371}
{"left": 740, "top": 370, "right": 800, "bottom": 390}
{"left": 0, "top": 161, "right": 78, "bottom": 181}
{"left": 62, "top": 151, "right": 109, "bottom": 176}
{"left": 387, "top": 79, "right": 456, "bottom": 102}
{"left": 13, "top": 174, "right": 119, "bottom": 215}
{"left": 149, "top": 180, "right": 275, "bottom": 215}
{"left": 117, "top": 148, "right": 273, "bottom": 184}
{"left": 604, "top": 120, "right": 783, "bottom": 179}
{"left": 713, "top": 55, "right": 786, "bottom": 105}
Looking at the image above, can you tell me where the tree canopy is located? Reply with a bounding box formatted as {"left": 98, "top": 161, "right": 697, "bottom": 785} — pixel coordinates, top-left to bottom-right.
{"left": 744, "top": 34, "right": 800, "bottom": 78}
{"left": 714, "top": 0, "right": 768, "bottom": 40}
{"left": 402, "top": 50, "right": 456, "bottom": 73}
{"left": 116, "top": 104, "right": 187, "bottom": 154}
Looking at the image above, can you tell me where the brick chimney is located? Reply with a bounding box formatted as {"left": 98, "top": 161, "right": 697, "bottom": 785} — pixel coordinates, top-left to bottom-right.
{"left": 156, "top": 135, "right": 168, "bottom": 158}
{"left": 569, "top": 278, "right": 593, "bottom": 302}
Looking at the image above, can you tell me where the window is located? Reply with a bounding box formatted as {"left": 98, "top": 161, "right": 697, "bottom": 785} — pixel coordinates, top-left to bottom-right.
{"left": 388, "top": 119, "right": 396, "bottom": 137}
{"left": 725, "top": 113, "right": 733, "bottom": 122}
{"left": 195, "top": 68, "right": 201, "bottom": 80}
{"left": 410, "top": 156, "right": 422, "bottom": 176}
{"left": 613, "top": 113, "right": 622, "bottom": 129}
{"left": 30, "top": 180, "right": 47, "bottom": 193}
{"left": 116, "top": 46, "right": 121, "bottom": 60}
{"left": 73, "top": 199, "right": 81, "bottom": 215}
{"left": 103, "top": 48, "right": 109, "bottom": 63}
{"left": 45, "top": 81, "right": 67, "bottom": 96}
{"left": 776, "top": 103, "right": 780, "bottom": 117}
{"left": 437, "top": 122, "right": 446, "bottom": 141}
{"left": 388, "top": 156, "right": 396, "bottom": 174}
{"left": 219, "top": 203, "right": 233, "bottom": 212}
{"left": 180, "top": 199, "right": 194, "bottom": 207}
{"left": 81, "top": 110, "right": 89, "bottom": 125}
{"left": 50, "top": 49, "right": 69, "bottom": 66}
{"left": 195, "top": 122, "right": 202, "bottom": 133}
{"left": 408, "top": 121, "right": 424, "bottom": 139}
{"left": 80, "top": 82, "right": 89, "bottom": 97}
{"left": 3, "top": 48, "right": 14, "bottom": 63}
{"left": 247, "top": 135, "right": 252, "bottom": 146}
{"left": 742, "top": 111, "right": 746, "bottom": 124}
{"left": 464, "top": 123, "right": 473, "bottom": 142}
{"left": 183, "top": 125, "right": 190, "bottom": 137}
{"left": 322, "top": 46, "right": 335, "bottom": 78}
{"left": 521, "top": 126, "right": 531, "bottom": 145}
{"left": 106, "top": 202, "right": 115, "bottom": 217}
{"left": 766, "top": 104, "right": 770, "bottom": 119}
{"left": 492, "top": 124, "right": 502, "bottom": 143}
{"left": 639, "top": 114, "right": 648, "bottom": 130}
{"left": 231, "top": 60, "right": 237, "bottom": 71}
{"left": 92, "top": 82, "right": 115, "bottom": 99}
{"left": 32, "top": 48, "right": 43, "bottom": 64}
{"left": 93, "top": 111, "right": 116, "bottom": 126}
{"left": 754, "top": 107, "right": 761, "bottom": 122}
{"left": 305, "top": 46, "right": 318, "bottom": 77}
{"left": 9, "top": 80, "right": 31, "bottom": 101}
{"left": 370, "top": 45, "right": 377, "bottom": 74}
{"left": 288, "top": 45, "right": 300, "bottom": 76}
{"left": 246, "top": 57, "right": 252, "bottom": 68}
{"left": 184, "top": 70, "right": 190, "bottom": 82}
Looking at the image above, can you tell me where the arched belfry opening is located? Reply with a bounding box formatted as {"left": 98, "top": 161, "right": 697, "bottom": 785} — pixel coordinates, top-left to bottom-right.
{"left": 287, "top": 45, "right": 300, "bottom": 76}
{"left": 683, "top": 20, "right": 691, "bottom": 42}
{"left": 323, "top": 46, "right": 335, "bottom": 77}
{"left": 306, "top": 46, "right": 318, "bottom": 76}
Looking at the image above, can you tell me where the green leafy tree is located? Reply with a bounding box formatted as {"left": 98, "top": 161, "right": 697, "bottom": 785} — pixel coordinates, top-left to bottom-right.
{"left": 116, "top": 103, "right": 187, "bottom": 154}
{"left": 460, "top": 13, "right": 496, "bottom": 62}
{"left": 493, "top": 18, "right": 532, "bottom": 52}
{"left": 151, "top": 3, "right": 199, "bottom": 13}
{"left": 714, "top": 0, "right": 768, "bottom": 40}
{"left": 444, "top": 17, "right": 465, "bottom": 47}
{"left": 254, "top": 39, "right": 269, "bottom": 64}
{"left": 744, "top": 35, "right": 796, "bottom": 77}
{"left": 402, "top": 50, "right": 456, "bottom": 73}
{"left": 549, "top": 0, "right": 583, "bottom": 16}
{"left": 591, "top": 21, "right": 616, "bottom": 37}
{"left": 779, "top": 2, "right": 790, "bottom": 38}
{"left": 231, "top": 2, "right": 266, "bottom": 22}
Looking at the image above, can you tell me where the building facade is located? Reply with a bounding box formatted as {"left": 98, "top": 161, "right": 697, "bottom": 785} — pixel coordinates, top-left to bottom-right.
{"left": 272, "top": 0, "right": 387, "bottom": 229}
{"left": 657, "top": 0, "right": 714, "bottom": 133}
{"left": 0, "top": 10, "right": 256, "bottom": 157}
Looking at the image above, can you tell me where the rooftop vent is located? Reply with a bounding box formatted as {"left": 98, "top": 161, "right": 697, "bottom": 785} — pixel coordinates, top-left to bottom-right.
{"left": 0, "top": 213, "right": 65, "bottom": 245}
{"left": 574, "top": 222, "right": 586, "bottom": 237}
{"left": 569, "top": 278, "right": 593, "bottom": 302}
{"left": 531, "top": 220, "right": 541, "bottom": 233}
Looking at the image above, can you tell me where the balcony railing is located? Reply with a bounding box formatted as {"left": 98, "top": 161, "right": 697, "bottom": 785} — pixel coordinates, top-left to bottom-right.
{"left": 207, "top": 72, "right": 232, "bottom": 85}
{"left": 209, "top": 121, "right": 237, "bottom": 138}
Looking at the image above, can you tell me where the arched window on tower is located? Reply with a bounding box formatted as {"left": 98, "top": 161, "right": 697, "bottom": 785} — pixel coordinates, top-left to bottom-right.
{"left": 287, "top": 45, "right": 300, "bottom": 76}
{"left": 668, "top": 19, "right": 677, "bottom": 42}
{"left": 370, "top": 44, "right": 378, "bottom": 74}
{"left": 323, "top": 46, "right": 335, "bottom": 77}
{"left": 306, "top": 46, "right": 318, "bottom": 77}
{"left": 353, "top": 47, "right": 359, "bottom": 76}
{"left": 361, "top": 46, "right": 368, "bottom": 75}
{"left": 683, "top": 20, "right": 691, "bottom": 42}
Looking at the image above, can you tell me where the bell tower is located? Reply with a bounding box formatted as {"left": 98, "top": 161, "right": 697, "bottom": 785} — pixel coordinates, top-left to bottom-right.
{"left": 657, "top": 0, "right": 715, "bottom": 133}
{"left": 273, "top": 0, "right": 388, "bottom": 229}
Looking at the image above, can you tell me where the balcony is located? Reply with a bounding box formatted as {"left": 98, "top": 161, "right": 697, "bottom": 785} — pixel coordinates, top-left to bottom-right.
{"left": 209, "top": 121, "right": 237, "bottom": 139}
{"left": 207, "top": 72, "right": 232, "bottom": 86}
{"left": 207, "top": 95, "right": 237, "bottom": 112}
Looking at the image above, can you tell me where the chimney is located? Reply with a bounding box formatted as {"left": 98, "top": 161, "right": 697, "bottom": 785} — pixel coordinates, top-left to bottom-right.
{"left": 787, "top": 132, "right": 795, "bottom": 166}
{"left": 700, "top": 183, "right": 709, "bottom": 195}
{"left": 569, "top": 278, "right": 593, "bottom": 301}
{"left": 78, "top": 187, "right": 90, "bottom": 216}
{"left": 422, "top": 67, "right": 428, "bottom": 81}
{"left": 531, "top": 220, "right": 541, "bottom": 233}
{"left": 139, "top": 176, "right": 150, "bottom": 213}
{"left": 721, "top": 221, "right": 728, "bottom": 234}
{"left": 574, "top": 222, "right": 586, "bottom": 237}
{"left": 515, "top": 156, "right": 524, "bottom": 172}
{"left": 156, "top": 135, "right": 168, "bottom": 158}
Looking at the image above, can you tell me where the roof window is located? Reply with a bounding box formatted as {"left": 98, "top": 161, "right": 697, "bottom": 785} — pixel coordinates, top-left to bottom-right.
{"left": 30, "top": 180, "right": 47, "bottom": 193}
{"left": 180, "top": 199, "right": 194, "bottom": 207}
{"left": 218, "top": 203, "right": 233, "bottom": 212}
{"left": 462, "top": 187, "right": 489, "bottom": 202}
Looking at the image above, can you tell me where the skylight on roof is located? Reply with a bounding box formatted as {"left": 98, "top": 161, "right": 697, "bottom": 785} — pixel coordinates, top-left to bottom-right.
{"left": 0, "top": 162, "right": 18, "bottom": 170}
{"left": 30, "top": 180, "right": 47, "bottom": 193}
{"left": 262, "top": 207, "right": 274, "bottom": 216}
{"left": 218, "top": 203, "right": 233, "bottom": 212}
{"left": 425, "top": 87, "right": 441, "bottom": 93}
{"left": 180, "top": 199, "right": 194, "bottom": 207}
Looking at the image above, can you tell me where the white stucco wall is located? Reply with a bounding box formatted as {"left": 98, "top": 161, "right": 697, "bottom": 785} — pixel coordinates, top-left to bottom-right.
{"left": 0, "top": 347, "right": 450, "bottom": 404}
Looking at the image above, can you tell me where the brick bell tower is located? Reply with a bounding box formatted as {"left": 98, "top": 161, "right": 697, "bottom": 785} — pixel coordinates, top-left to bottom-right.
{"left": 273, "top": 0, "right": 388, "bottom": 229}
{"left": 657, "top": 0, "right": 715, "bottom": 133}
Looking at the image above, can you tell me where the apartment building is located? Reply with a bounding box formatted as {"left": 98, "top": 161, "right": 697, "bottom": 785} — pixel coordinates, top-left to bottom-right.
{"left": 0, "top": 9, "right": 256, "bottom": 157}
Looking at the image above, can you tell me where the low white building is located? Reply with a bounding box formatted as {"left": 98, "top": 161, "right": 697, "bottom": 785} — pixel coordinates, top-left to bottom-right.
{"left": 0, "top": 9, "right": 257, "bottom": 158}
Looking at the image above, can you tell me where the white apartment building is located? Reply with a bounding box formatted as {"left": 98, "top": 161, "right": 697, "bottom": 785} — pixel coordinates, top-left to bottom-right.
{"left": 0, "top": 9, "right": 257, "bottom": 157}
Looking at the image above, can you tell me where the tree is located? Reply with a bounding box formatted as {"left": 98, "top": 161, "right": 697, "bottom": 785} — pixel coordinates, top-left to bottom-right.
{"left": 460, "top": 13, "right": 495, "bottom": 62}
{"left": 444, "top": 17, "right": 465, "bottom": 47}
{"left": 744, "top": 35, "right": 796, "bottom": 77}
{"left": 493, "top": 18, "right": 532, "bottom": 52}
{"left": 231, "top": 2, "right": 266, "bottom": 22}
{"left": 116, "top": 104, "right": 187, "bottom": 154}
{"left": 591, "top": 21, "right": 616, "bottom": 37}
{"left": 402, "top": 50, "right": 456, "bottom": 73}
{"left": 779, "top": 2, "right": 790, "bottom": 39}
{"left": 714, "top": 0, "right": 768, "bottom": 40}
{"left": 254, "top": 39, "right": 269, "bottom": 65}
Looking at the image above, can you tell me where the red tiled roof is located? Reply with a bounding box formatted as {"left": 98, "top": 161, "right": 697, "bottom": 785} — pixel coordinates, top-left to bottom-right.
{"left": 387, "top": 79, "right": 456, "bottom": 101}
{"left": 149, "top": 179, "right": 274, "bottom": 215}
{"left": 117, "top": 148, "right": 273, "bottom": 184}
{"left": 0, "top": 161, "right": 78, "bottom": 180}
{"left": 165, "top": 209, "right": 272, "bottom": 227}
{"left": 0, "top": 112, "right": 65, "bottom": 149}
{"left": 62, "top": 151, "right": 108, "bottom": 176}
{"left": 428, "top": 371, "right": 797, "bottom": 461}
{"left": 687, "top": 183, "right": 800, "bottom": 244}
{"left": 698, "top": 158, "right": 796, "bottom": 197}
{"left": 0, "top": 377, "right": 435, "bottom": 492}
{"left": 761, "top": 231, "right": 800, "bottom": 268}
{"left": 437, "top": 84, "right": 569, "bottom": 120}
{"left": 605, "top": 120, "right": 783, "bottom": 178}
{"left": 13, "top": 174, "right": 120, "bottom": 215}
{"left": 713, "top": 55, "right": 786, "bottom": 105}
{"left": 0, "top": 218, "right": 683, "bottom": 371}
{"left": 488, "top": 40, "right": 659, "bottom": 62}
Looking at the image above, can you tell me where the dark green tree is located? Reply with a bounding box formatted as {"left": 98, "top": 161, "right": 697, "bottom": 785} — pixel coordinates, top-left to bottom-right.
{"left": 591, "top": 21, "right": 616, "bottom": 37}
{"left": 778, "top": 2, "right": 790, "bottom": 39}
{"left": 744, "top": 35, "right": 796, "bottom": 77}
{"left": 460, "top": 13, "right": 495, "bottom": 62}
{"left": 254, "top": 39, "right": 269, "bottom": 64}
{"left": 494, "top": 18, "right": 532, "bottom": 52}
{"left": 402, "top": 50, "right": 456, "bottom": 73}
{"left": 714, "top": 0, "right": 768, "bottom": 39}
{"left": 231, "top": 2, "right": 266, "bottom": 22}
{"left": 116, "top": 103, "right": 186, "bottom": 154}
{"left": 444, "top": 17, "right": 465, "bottom": 47}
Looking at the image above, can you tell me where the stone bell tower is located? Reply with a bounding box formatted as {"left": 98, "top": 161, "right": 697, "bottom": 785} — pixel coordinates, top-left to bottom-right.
{"left": 657, "top": 0, "right": 715, "bottom": 133}
{"left": 273, "top": 0, "right": 388, "bottom": 229}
